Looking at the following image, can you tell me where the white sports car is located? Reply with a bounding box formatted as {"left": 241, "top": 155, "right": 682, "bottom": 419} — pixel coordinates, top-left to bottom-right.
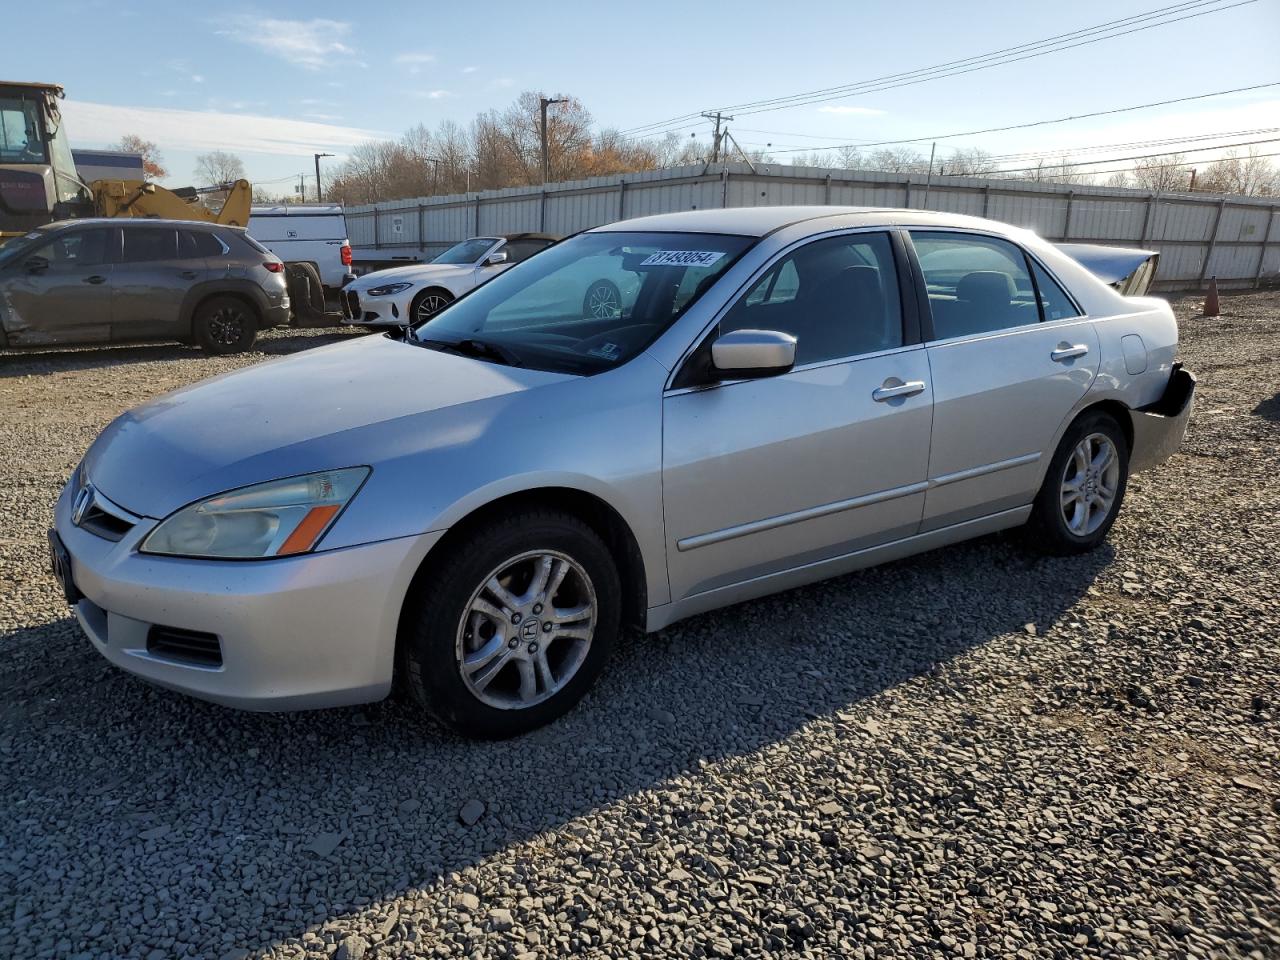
{"left": 340, "top": 233, "right": 636, "bottom": 328}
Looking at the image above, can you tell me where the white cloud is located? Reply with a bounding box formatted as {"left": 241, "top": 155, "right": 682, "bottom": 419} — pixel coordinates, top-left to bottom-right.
{"left": 462, "top": 65, "right": 478, "bottom": 74}
{"left": 816, "top": 105, "right": 887, "bottom": 116}
{"left": 218, "top": 17, "right": 357, "bottom": 70}
{"left": 413, "top": 89, "right": 454, "bottom": 100}
{"left": 191, "top": 74, "right": 205, "bottom": 84}
{"left": 395, "top": 51, "right": 436, "bottom": 74}
{"left": 62, "top": 99, "right": 386, "bottom": 157}
{"left": 490, "top": 77, "right": 514, "bottom": 89}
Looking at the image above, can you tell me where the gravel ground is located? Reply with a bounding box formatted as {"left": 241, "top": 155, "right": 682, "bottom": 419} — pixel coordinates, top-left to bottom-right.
{"left": 1, "top": 297, "right": 1277, "bottom": 960}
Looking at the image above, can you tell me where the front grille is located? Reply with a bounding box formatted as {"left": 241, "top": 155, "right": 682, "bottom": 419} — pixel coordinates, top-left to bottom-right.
{"left": 78, "top": 503, "right": 134, "bottom": 542}
{"left": 146, "top": 626, "right": 222, "bottom": 667}
{"left": 343, "top": 289, "right": 360, "bottom": 319}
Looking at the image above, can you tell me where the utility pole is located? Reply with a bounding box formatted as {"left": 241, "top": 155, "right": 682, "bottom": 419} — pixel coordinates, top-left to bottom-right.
{"left": 702, "top": 111, "right": 734, "bottom": 164}
{"left": 424, "top": 156, "right": 441, "bottom": 194}
{"left": 1188, "top": 168, "right": 1197, "bottom": 192}
{"left": 313, "top": 153, "right": 333, "bottom": 202}
{"left": 297, "top": 173, "right": 306, "bottom": 201}
{"left": 540, "top": 97, "right": 568, "bottom": 184}
{"left": 922, "top": 141, "right": 937, "bottom": 209}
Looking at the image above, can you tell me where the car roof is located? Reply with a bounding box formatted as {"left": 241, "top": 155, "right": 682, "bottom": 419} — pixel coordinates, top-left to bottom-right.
{"left": 44, "top": 218, "right": 242, "bottom": 232}
{"left": 589, "top": 206, "right": 1023, "bottom": 238}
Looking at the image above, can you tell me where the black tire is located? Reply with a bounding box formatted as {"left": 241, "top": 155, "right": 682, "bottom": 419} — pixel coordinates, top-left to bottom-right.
{"left": 193, "top": 295, "right": 258, "bottom": 355}
{"left": 400, "top": 509, "right": 621, "bottom": 739}
{"left": 582, "top": 279, "right": 622, "bottom": 320}
{"left": 284, "top": 262, "right": 326, "bottom": 326}
{"left": 410, "top": 287, "right": 454, "bottom": 324}
{"left": 1025, "top": 409, "right": 1129, "bottom": 555}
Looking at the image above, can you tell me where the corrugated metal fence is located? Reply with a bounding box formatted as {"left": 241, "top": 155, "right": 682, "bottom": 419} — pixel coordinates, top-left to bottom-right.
{"left": 346, "top": 162, "right": 1280, "bottom": 290}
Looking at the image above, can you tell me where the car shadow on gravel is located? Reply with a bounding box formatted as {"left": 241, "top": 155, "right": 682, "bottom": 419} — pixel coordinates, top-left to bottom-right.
{"left": 0, "top": 531, "right": 1113, "bottom": 957}
{"left": 1253, "top": 393, "right": 1280, "bottom": 422}
{"left": 0, "top": 329, "right": 362, "bottom": 377}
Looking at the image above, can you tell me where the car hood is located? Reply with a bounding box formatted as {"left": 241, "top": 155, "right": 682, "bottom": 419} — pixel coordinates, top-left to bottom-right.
{"left": 83, "top": 334, "right": 572, "bottom": 518}
{"left": 350, "top": 263, "right": 470, "bottom": 286}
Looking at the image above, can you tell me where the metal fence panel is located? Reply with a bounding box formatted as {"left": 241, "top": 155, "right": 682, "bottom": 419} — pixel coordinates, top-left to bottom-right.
{"left": 346, "top": 161, "right": 1279, "bottom": 289}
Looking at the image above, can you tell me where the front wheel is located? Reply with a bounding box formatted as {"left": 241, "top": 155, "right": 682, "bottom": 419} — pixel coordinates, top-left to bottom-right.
{"left": 411, "top": 288, "right": 454, "bottom": 324}
{"left": 399, "top": 510, "right": 621, "bottom": 739}
{"left": 1025, "top": 410, "right": 1129, "bottom": 555}
{"left": 193, "top": 295, "right": 258, "bottom": 355}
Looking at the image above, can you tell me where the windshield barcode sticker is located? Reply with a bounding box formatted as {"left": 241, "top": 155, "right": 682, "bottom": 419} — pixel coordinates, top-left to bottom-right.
{"left": 640, "top": 250, "right": 726, "bottom": 268}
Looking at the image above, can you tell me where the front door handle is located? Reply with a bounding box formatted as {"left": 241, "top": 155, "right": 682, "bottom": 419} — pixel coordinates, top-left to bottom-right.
{"left": 872, "top": 380, "right": 927, "bottom": 402}
{"left": 1051, "top": 343, "right": 1089, "bottom": 362}
{"left": 180, "top": 270, "right": 198, "bottom": 280}
{"left": 82, "top": 275, "right": 107, "bottom": 285}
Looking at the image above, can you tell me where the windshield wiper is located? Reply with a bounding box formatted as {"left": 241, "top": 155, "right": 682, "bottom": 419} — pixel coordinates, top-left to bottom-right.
{"left": 416, "top": 337, "right": 524, "bottom": 368}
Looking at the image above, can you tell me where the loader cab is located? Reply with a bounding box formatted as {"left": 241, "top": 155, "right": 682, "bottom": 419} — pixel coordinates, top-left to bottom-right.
{"left": 0, "top": 81, "right": 89, "bottom": 243}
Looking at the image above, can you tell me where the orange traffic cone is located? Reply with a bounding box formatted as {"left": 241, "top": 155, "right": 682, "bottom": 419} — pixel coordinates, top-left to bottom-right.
{"left": 1202, "top": 276, "right": 1220, "bottom": 317}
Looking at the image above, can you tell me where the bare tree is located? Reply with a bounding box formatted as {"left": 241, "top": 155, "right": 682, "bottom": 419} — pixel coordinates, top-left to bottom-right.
{"left": 944, "top": 147, "right": 996, "bottom": 177}
{"left": 1196, "top": 148, "right": 1280, "bottom": 196}
{"left": 865, "top": 147, "right": 926, "bottom": 173}
{"left": 113, "top": 134, "right": 167, "bottom": 179}
{"left": 1103, "top": 170, "right": 1132, "bottom": 189}
{"left": 195, "top": 150, "right": 246, "bottom": 187}
{"left": 1130, "top": 153, "right": 1190, "bottom": 193}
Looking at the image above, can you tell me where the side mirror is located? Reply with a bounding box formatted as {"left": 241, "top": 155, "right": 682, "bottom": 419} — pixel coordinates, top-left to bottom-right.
{"left": 485, "top": 250, "right": 508, "bottom": 266}
{"left": 711, "top": 329, "right": 796, "bottom": 380}
{"left": 24, "top": 255, "right": 49, "bottom": 274}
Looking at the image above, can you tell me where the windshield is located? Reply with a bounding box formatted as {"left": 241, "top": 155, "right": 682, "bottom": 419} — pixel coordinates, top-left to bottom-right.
{"left": 0, "top": 227, "right": 54, "bottom": 267}
{"left": 0, "top": 97, "right": 46, "bottom": 164}
{"left": 432, "top": 238, "right": 499, "bottom": 265}
{"left": 412, "top": 230, "right": 753, "bottom": 374}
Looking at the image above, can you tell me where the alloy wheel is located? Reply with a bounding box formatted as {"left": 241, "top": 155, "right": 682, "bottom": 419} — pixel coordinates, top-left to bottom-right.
{"left": 1060, "top": 432, "right": 1120, "bottom": 536}
{"left": 209, "top": 307, "right": 246, "bottom": 346}
{"left": 455, "top": 550, "right": 597, "bottom": 710}
{"left": 584, "top": 281, "right": 621, "bottom": 320}
{"left": 415, "top": 294, "right": 451, "bottom": 323}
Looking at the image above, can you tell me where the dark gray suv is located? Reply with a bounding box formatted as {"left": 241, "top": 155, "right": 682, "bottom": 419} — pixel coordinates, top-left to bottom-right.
{"left": 0, "top": 218, "right": 291, "bottom": 354}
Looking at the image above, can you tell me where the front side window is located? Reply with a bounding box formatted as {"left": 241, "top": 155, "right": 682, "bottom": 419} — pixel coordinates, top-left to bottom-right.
{"left": 121, "top": 228, "right": 177, "bottom": 263}
{"left": 1030, "top": 260, "right": 1081, "bottom": 322}
{"left": 28, "top": 229, "right": 107, "bottom": 268}
{"left": 503, "top": 238, "right": 554, "bottom": 264}
{"left": 721, "top": 231, "right": 903, "bottom": 365}
{"left": 0, "top": 97, "right": 46, "bottom": 164}
{"left": 413, "top": 231, "right": 752, "bottom": 374}
{"left": 432, "top": 238, "right": 499, "bottom": 265}
{"left": 911, "top": 232, "right": 1040, "bottom": 339}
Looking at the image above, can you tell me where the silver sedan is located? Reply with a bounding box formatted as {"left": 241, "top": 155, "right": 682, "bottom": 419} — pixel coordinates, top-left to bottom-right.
{"left": 50, "top": 207, "right": 1195, "bottom": 738}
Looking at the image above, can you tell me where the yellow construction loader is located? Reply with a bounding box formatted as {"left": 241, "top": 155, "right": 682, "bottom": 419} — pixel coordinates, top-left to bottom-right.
{"left": 0, "top": 80, "right": 250, "bottom": 244}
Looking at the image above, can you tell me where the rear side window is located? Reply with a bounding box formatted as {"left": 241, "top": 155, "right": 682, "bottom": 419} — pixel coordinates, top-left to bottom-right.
{"left": 121, "top": 228, "right": 177, "bottom": 263}
{"left": 240, "top": 233, "right": 273, "bottom": 257}
{"left": 911, "top": 232, "right": 1039, "bottom": 339}
{"left": 503, "top": 239, "right": 554, "bottom": 264}
{"left": 721, "top": 231, "right": 903, "bottom": 365}
{"left": 179, "top": 230, "right": 226, "bottom": 258}
{"left": 1030, "top": 260, "right": 1081, "bottom": 322}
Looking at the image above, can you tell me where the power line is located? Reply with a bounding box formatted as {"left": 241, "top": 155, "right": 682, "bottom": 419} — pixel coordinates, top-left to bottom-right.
{"left": 970, "top": 150, "right": 1280, "bottom": 182}
{"left": 745, "top": 81, "right": 1280, "bottom": 154}
{"left": 619, "top": 0, "right": 1254, "bottom": 135}
{"left": 956, "top": 135, "right": 1280, "bottom": 177}
{"left": 737, "top": 125, "right": 1280, "bottom": 160}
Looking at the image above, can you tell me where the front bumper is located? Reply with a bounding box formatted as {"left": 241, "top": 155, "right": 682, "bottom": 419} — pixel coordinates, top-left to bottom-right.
{"left": 1130, "top": 364, "right": 1197, "bottom": 472}
{"left": 52, "top": 480, "right": 442, "bottom": 711}
{"left": 340, "top": 287, "right": 413, "bottom": 326}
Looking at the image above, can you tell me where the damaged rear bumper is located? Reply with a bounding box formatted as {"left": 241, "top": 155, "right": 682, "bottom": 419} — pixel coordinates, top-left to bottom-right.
{"left": 1130, "top": 364, "right": 1196, "bottom": 472}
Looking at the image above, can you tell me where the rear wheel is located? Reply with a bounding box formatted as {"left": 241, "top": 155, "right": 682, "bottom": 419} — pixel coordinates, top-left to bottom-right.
{"left": 582, "top": 279, "right": 622, "bottom": 319}
{"left": 399, "top": 510, "right": 620, "bottom": 739}
{"left": 1026, "top": 410, "right": 1129, "bottom": 554}
{"left": 411, "top": 288, "right": 454, "bottom": 324}
{"left": 193, "top": 295, "right": 258, "bottom": 355}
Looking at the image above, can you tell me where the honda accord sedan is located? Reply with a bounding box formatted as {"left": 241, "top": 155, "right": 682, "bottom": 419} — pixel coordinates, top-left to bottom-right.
{"left": 50, "top": 207, "right": 1195, "bottom": 738}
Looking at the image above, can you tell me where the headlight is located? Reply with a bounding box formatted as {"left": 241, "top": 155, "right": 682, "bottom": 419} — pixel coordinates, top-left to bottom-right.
{"left": 140, "top": 467, "right": 370, "bottom": 559}
{"left": 365, "top": 281, "right": 413, "bottom": 297}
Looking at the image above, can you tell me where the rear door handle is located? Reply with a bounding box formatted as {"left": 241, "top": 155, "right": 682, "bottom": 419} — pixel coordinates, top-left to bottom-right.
{"left": 180, "top": 270, "right": 199, "bottom": 280}
{"left": 872, "top": 380, "right": 927, "bottom": 402}
{"left": 82, "top": 275, "right": 106, "bottom": 285}
{"left": 1051, "top": 344, "right": 1089, "bottom": 362}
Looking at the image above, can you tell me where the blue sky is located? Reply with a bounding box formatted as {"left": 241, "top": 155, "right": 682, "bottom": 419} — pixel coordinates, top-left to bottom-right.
{"left": 12, "top": 0, "right": 1280, "bottom": 189}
